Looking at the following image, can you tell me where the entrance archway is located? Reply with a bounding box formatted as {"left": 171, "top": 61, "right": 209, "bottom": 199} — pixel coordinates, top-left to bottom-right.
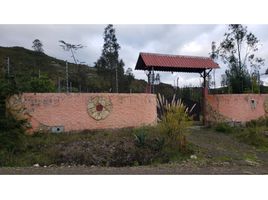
{"left": 135, "top": 52, "right": 219, "bottom": 125}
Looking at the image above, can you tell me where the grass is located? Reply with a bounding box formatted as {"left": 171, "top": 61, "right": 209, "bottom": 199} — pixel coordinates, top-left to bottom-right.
{"left": 214, "top": 123, "right": 233, "bottom": 134}
{"left": 214, "top": 119, "right": 268, "bottom": 149}
{"left": 213, "top": 155, "right": 233, "bottom": 162}
{"left": 243, "top": 153, "right": 258, "bottom": 162}
{"left": 0, "top": 126, "right": 195, "bottom": 167}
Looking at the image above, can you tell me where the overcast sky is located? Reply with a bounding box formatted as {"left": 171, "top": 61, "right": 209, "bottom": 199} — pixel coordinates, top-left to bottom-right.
{"left": 1, "top": 24, "right": 268, "bottom": 87}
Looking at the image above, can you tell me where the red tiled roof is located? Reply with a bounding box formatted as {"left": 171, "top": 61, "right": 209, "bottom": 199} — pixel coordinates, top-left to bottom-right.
{"left": 135, "top": 52, "right": 219, "bottom": 73}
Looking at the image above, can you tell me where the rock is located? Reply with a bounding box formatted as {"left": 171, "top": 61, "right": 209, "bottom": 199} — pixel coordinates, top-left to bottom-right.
{"left": 263, "top": 131, "right": 268, "bottom": 137}
{"left": 43, "top": 165, "right": 47, "bottom": 168}
{"left": 245, "top": 159, "right": 259, "bottom": 166}
{"left": 190, "top": 155, "right": 197, "bottom": 159}
{"left": 33, "top": 163, "right": 39, "bottom": 167}
{"left": 222, "top": 162, "right": 230, "bottom": 166}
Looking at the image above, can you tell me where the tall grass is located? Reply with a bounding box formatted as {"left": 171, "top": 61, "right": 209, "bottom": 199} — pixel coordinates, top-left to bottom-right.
{"left": 157, "top": 94, "right": 195, "bottom": 151}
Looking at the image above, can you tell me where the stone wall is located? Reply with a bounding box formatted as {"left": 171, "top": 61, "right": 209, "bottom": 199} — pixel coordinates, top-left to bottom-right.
{"left": 206, "top": 94, "right": 268, "bottom": 124}
{"left": 6, "top": 93, "right": 157, "bottom": 133}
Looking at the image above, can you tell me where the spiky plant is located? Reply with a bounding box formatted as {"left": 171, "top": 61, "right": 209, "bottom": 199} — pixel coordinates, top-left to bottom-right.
{"left": 157, "top": 94, "right": 195, "bottom": 151}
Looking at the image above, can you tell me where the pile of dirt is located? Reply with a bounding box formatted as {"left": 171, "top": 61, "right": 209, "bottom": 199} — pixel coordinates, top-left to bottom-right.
{"left": 51, "top": 133, "right": 167, "bottom": 167}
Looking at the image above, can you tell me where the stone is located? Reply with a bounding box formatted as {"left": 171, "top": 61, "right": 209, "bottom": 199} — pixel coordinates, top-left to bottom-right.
{"left": 33, "top": 163, "right": 39, "bottom": 167}
{"left": 190, "top": 155, "right": 197, "bottom": 159}
{"left": 263, "top": 131, "right": 268, "bottom": 137}
{"left": 245, "top": 159, "right": 259, "bottom": 166}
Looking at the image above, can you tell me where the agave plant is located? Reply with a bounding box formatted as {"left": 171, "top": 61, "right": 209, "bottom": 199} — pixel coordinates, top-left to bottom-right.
{"left": 157, "top": 93, "right": 195, "bottom": 121}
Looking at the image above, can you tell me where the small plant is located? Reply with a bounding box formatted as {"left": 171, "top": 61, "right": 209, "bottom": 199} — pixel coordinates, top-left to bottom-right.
{"left": 134, "top": 131, "right": 147, "bottom": 147}
{"left": 214, "top": 123, "right": 232, "bottom": 133}
{"left": 236, "top": 127, "right": 268, "bottom": 147}
{"left": 245, "top": 117, "right": 268, "bottom": 128}
{"left": 149, "top": 137, "right": 165, "bottom": 152}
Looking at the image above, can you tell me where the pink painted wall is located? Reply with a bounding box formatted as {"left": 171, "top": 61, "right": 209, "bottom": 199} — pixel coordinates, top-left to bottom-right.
{"left": 206, "top": 94, "right": 268, "bottom": 123}
{"left": 20, "top": 93, "right": 157, "bottom": 132}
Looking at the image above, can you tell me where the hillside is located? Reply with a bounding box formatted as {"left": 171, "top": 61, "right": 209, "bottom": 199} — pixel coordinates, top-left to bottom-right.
{"left": 0, "top": 46, "right": 209, "bottom": 101}
{"left": 0, "top": 46, "right": 100, "bottom": 92}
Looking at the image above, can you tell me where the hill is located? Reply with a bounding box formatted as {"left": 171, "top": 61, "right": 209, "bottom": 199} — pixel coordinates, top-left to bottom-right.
{"left": 0, "top": 46, "right": 100, "bottom": 92}
{"left": 0, "top": 46, "right": 209, "bottom": 100}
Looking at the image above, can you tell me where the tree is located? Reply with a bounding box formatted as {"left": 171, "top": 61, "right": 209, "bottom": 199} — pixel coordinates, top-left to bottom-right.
{"left": 59, "top": 40, "right": 84, "bottom": 64}
{"left": 32, "top": 39, "right": 44, "bottom": 53}
{"left": 94, "top": 24, "right": 125, "bottom": 92}
{"left": 30, "top": 74, "right": 56, "bottom": 92}
{"left": 125, "top": 67, "right": 134, "bottom": 77}
{"left": 215, "top": 24, "right": 264, "bottom": 93}
{"left": 59, "top": 40, "right": 85, "bottom": 91}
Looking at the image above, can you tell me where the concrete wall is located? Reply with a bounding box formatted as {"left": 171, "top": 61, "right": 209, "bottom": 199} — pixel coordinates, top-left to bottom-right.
{"left": 206, "top": 94, "right": 268, "bottom": 124}
{"left": 6, "top": 93, "right": 157, "bottom": 133}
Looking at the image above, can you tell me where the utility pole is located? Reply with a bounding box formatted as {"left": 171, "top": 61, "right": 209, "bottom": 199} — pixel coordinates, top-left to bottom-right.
{"left": 7, "top": 57, "right": 10, "bottom": 77}
{"left": 58, "top": 77, "right": 61, "bottom": 93}
{"left": 66, "top": 61, "right": 69, "bottom": 93}
{"left": 38, "top": 69, "right": 41, "bottom": 78}
{"left": 211, "top": 41, "right": 217, "bottom": 89}
{"left": 115, "top": 63, "right": 118, "bottom": 93}
{"left": 152, "top": 67, "right": 155, "bottom": 94}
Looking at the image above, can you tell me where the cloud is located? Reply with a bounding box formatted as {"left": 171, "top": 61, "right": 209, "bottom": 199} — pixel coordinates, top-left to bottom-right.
{"left": 0, "top": 24, "right": 268, "bottom": 87}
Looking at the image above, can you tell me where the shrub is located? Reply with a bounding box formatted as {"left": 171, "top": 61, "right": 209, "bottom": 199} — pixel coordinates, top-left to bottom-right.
{"left": 134, "top": 130, "right": 147, "bottom": 147}
{"left": 236, "top": 127, "right": 268, "bottom": 147}
{"left": 214, "top": 123, "right": 233, "bottom": 133}
{"left": 0, "top": 77, "right": 27, "bottom": 165}
{"left": 157, "top": 94, "right": 194, "bottom": 151}
{"left": 245, "top": 117, "right": 268, "bottom": 128}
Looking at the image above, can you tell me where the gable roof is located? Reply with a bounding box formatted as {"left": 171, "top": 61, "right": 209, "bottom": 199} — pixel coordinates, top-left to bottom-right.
{"left": 135, "top": 52, "right": 219, "bottom": 73}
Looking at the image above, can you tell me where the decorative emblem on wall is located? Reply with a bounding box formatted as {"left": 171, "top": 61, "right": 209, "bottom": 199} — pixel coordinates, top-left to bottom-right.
{"left": 87, "top": 96, "right": 112, "bottom": 120}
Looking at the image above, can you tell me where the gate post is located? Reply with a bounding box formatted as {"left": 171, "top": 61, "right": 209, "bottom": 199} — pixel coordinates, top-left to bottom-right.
{"left": 203, "top": 70, "right": 208, "bottom": 126}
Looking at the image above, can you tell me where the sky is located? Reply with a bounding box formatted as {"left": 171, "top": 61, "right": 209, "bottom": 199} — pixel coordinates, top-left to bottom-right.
{"left": 1, "top": 24, "right": 268, "bottom": 87}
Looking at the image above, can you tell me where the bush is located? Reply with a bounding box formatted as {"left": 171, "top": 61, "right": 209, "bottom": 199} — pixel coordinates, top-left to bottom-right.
{"left": 0, "top": 117, "right": 25, "bottom": 152}
{"left": 134, "top": 130, "right": 147, "bottom": 147}
{"left": 214, "top": 123, "right": 233, "bottom": 133}
{"left": 245, "top": 117, "right": 268, "bottom": 128}
{"left": 0, "top": 77, "right": 29, "bottom": 165}
{"left": 157, "top": 94, "right": 194, "bottom": 151}
{"left": 236, "top": 127, "right": 268, "bottom": 147}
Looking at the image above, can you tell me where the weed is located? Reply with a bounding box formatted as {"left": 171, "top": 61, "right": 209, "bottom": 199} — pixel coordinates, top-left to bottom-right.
{"left": 214, "top": 123, "right": 233, "bottom": 134}
{"left": 236, "top": 126, "right": 268, "bottom": 147}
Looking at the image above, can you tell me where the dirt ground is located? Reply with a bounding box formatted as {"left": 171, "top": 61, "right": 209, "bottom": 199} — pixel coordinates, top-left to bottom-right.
{"left": 1, "top": 127, "right": 268, "bottom": 175}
